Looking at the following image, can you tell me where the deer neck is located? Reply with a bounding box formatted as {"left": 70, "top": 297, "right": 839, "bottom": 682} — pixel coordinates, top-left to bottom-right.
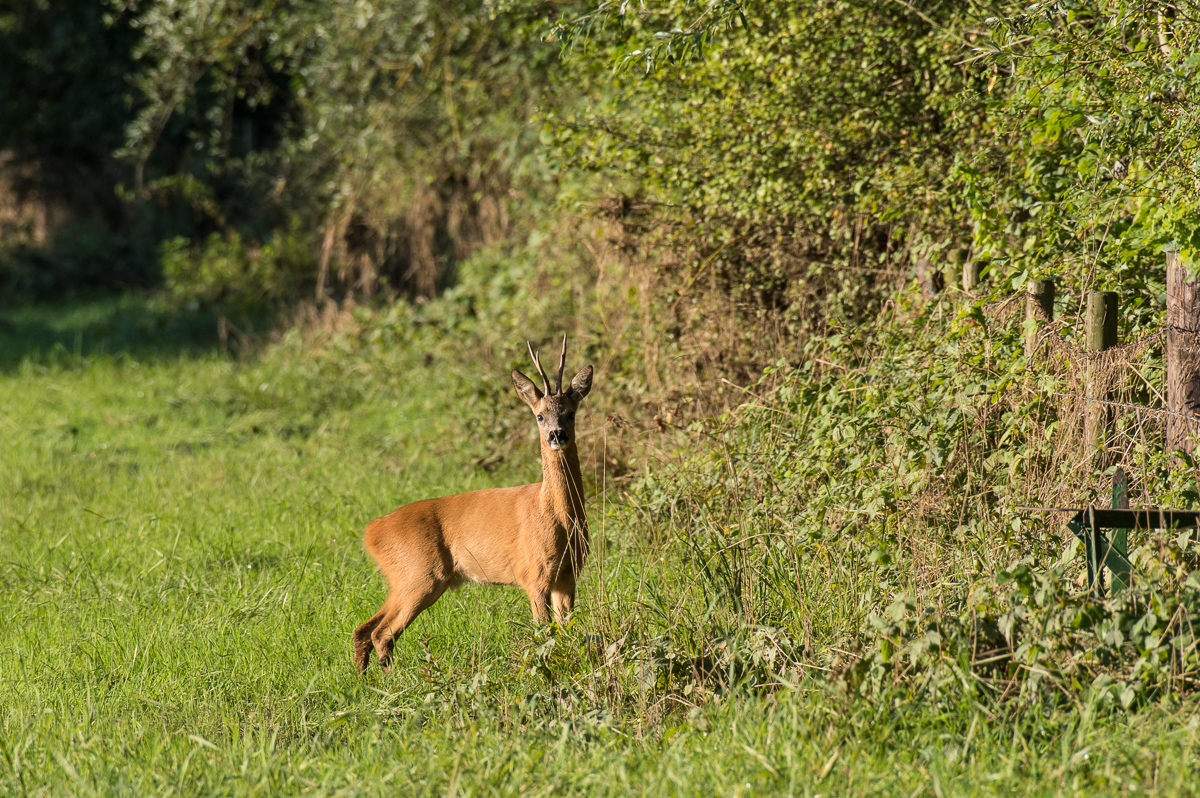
{"left": 539, "top": 442, "right": 585, "bottom": 526}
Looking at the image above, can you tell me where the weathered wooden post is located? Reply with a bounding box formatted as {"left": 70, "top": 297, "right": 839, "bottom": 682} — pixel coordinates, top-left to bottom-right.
{"left": 943, "top": 263, "right": 961, "bottom": 292}
{"left": 964, "top": 261, "right": 984, "bottom": 293}
{"left": 916, "top": 257, "right": 943, "bottom": 298}
{"left": 1086, "top": 291, "right": 1118, "bottom": 352}
{"left": 1085, "top": 291, "right": 1118, "bottom": 456}
{"left": 1166, "top": 251, "right": 1200, "bottom": 454}
{"left": 1024, "top": 279, "right": 1055, "bottom": 357}
{"left": 945, "top": 249, "right": 967, "bottom": 292}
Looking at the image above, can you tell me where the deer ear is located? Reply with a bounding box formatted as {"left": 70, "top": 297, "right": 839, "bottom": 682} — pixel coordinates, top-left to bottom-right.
{"left": 567, "top": 365, "right": 593, "bottom": 401}
{"left": 512, "top": 369, "right": 543, "bottom": 407}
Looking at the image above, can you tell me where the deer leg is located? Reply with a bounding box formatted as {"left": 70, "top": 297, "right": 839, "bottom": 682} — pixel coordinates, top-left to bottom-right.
{"left": 526, "top": 584, "right": 551, "bottom": 622}
{"left": 551, "top": 579, "right": 576, "bottom": 625}
{"left": 353, "top": 609, "right": 386, "bottom": 672}
{"left": 371, "top": 583, "right": 446, "bottom": 670}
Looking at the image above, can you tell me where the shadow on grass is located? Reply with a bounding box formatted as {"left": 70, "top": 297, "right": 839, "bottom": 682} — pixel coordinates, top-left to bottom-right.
{"left": 0, "top": 294, "right": 257, "bottom": 372}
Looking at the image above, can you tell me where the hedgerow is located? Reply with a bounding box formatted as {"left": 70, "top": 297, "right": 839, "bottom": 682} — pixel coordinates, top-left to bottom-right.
{"left": 614, "top": 284, "right": 1200, "bottom": 715}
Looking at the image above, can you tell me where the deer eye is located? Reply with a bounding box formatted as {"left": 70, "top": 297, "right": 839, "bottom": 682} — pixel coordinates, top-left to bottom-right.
{"left": 536, "top": 414, "right": 544, "bottom": 422}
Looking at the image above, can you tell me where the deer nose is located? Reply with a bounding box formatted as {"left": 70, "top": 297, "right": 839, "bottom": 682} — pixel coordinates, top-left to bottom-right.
{"left": 548, "top": 429, "right": 569, "bottom": 446}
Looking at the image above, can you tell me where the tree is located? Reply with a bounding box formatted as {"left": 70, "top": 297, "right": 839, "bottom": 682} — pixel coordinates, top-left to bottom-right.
{"left": 546, "top": 0, "right": 984, "bottom": 358}
{"left": 121, "top": 0, "right": 559, "bottom": 301}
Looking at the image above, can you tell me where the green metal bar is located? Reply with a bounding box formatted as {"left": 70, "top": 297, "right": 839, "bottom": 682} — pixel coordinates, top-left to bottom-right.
{"left": 1109, "top": 468, "right": 1131, "bottom": 593}
{"left": 1069, "top": 508, "right": 1200, "bottom": 529}
{"left": 1086, "top": 507, "right": 1105, "bottom": 598}
{"left": 1063, "top": 499, "right": 1199, "bottom": 598}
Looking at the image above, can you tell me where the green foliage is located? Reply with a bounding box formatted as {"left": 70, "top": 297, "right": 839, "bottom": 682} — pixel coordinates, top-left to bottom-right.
{"left": 7, "top": 0, "right": 1200, "bottom": 346}
{"left": 159, "top": 217, "right": 315, "bottom": 311}
{"left": 846, "top": 547, "right": 1200, "bottom": 714}
{"left": 960, "top": 0, "right": 1200, "bottom": 300}
{"left": 1, "top": 0, "right": 571, "bottom": 302}
{"left": 619, "top": 279, "right": 1200, "bottom": 719}
{"left": 549, "top": 0, "right": 749, "bottom": 73}
{"left": 119, "top": 0, "right": 561, "bottom": 298}
{"left": 549, "top": 0, "right": 983, "bottom": 339}
{"left": 545, "top": 0, "right": 1200, "bottom": 374}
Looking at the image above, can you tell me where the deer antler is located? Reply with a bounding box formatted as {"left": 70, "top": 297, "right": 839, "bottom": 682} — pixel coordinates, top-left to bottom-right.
{"left": 555, "top": 334, "right": 567, "bottom": 395}
{"left": 527, "top": 341, "right": 551, "bottom": 396}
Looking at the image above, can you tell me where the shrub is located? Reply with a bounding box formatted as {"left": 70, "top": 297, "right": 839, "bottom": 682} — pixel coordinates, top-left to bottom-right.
{"left": 160, "top": 218, "right": 315, "bottom": 312}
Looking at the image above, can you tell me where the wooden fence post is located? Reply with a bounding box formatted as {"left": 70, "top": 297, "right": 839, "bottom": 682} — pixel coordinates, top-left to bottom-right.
{"left": 943, "top": 263, "right": 961, "bottom": 292}
{"left": 1024, "top": 279, "right": 1054, "bottom": 357}
{"left": 916, "top": 258, "right": 943, "bottom": 298}
{"left": 1166, "top": 251, "right": 1200, "bottom": 454}
{"left": 1086, "top": 291, "right": 1118, "bottom": 352}
{"left": 945, "top": 249, "right": 967, "bottom": 292}
{"left": 964, "top": 261, "right": 984, "bottom": 293}
{"left": 1085, "top": 291, "right": 1118, "bottom": 457}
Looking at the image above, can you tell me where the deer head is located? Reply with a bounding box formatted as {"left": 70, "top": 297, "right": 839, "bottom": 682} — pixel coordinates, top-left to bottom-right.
{"left": 512, "top": 335, "right": 593, "bottom": 451}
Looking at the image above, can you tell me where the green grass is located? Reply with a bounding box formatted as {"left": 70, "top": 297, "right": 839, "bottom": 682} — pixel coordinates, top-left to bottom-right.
{"left": 3, "top": 296, "right": 1200, "bottom": 796}
{"left": 0, "top": 294, "right": 234, "bottom": 372}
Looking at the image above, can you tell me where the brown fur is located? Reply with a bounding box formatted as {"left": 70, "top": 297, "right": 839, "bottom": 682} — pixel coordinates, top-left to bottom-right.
{"left": 353, "top": 339, "right": 592, "bottom": 672}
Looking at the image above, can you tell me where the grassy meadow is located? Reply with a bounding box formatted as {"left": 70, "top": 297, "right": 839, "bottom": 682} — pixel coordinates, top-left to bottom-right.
{"left": 3, "top": 296, "right": 1200, "bottom": 796}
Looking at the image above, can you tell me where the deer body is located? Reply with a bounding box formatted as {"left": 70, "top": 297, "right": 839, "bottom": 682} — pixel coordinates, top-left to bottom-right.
{"left": 353, "top": 337, "right": 592, "bottom": 672}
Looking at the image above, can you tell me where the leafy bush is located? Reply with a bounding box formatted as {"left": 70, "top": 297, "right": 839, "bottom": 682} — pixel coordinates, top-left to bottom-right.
{"left": 844, "top": 546, "right": 1200, "bottom": 714}
{"left": 957, "top": 0, "right": 1200, "bottom": 325}
{"left": 122, "top": 0, "right": 562, "bottom": 299}
{"left": 159, "top": 218, "right": 315, "bottom": 312}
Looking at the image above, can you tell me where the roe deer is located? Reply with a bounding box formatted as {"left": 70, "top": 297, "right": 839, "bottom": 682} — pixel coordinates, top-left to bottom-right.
{"left": 353, "top": 335, "right": 593, "bottom": 672}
